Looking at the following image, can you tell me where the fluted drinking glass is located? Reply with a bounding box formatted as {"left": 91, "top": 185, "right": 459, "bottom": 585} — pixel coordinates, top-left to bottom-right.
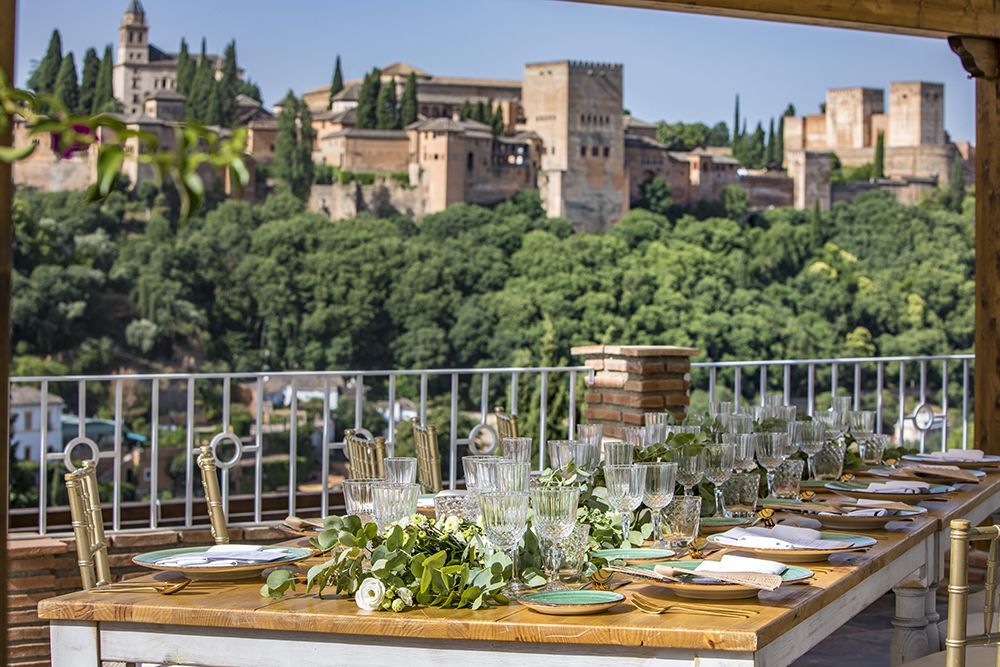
{"left": 529, "top": 486, "right": 580, "bottom": 591}
{"left": 603, "top": 441, "right": 635, "bottom": 466}
{"left": 342, "top": 480, "right": 376, "bottom": 520}
{"left": 604, "top": 464, "right": 647, "bottom": 544}
{"left": 673, "top": 447, "right": 706, "bottom": 496}
{"left": 641, "top": 462, "right": 677, "bottom": 546}
{"left": 501, "top": 437, "right": 532, "bottom": 464}
{"left": 479, "top": 491, "right": 529, "bottom": 595}
{"left": 703, "top": 442, "right": 736, "bottom": 517}
{"left": 384, "top": 457, "right": 417, "bottom": 484}
{"left": 371, "top": 482, "right": 420, "bottom": 530}
{"left": 797, "top": 421, "right": 827, "bottom": 479}
{"left": 753, "top": 433, "right": 790, "bottom": 498}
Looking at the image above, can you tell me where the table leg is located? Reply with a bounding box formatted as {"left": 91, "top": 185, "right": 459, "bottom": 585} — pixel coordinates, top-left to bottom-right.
{"left": 925, "top": 585, "right": 942, "bottom": 651}
{"left": 50, "top": 620, "right": 101, "bottom": 666}
{"left": 890, "top": 581, "right": 931, "bottom": 665}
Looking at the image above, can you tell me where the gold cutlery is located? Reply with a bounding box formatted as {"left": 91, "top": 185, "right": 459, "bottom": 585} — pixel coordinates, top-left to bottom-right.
{"left": 90, "top": 579, "right": 192, "bottom": 595}
{"left": 630, "top": 593, "right": 755, "bottom": 618}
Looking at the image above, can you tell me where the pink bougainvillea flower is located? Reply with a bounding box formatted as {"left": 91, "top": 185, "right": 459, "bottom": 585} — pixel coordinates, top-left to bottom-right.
{"left": 50, "top": 124, "right": 94, "bottom": 159}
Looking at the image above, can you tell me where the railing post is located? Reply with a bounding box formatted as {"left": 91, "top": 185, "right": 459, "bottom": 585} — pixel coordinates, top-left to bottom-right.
{"left": 572, "top": 345, "right": 699, "bottom": 439}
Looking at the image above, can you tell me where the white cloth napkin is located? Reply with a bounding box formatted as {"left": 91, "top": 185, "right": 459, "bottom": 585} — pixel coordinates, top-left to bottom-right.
{"left": 923, "top": 450, "right": 984, "bottom": 461}
{"left": 695, "top": 554, "right": 787, "bottom": 575}
{"left": 155, "top": 544, "right": 290, "bottom": 568}
{"left": 417, "top": 496, "right": 434, "bottom": 508}
{"left": 714, "top": 525, "right": 853, "bottom": 550}
{"left": 864, "top": 480, "right": 930, "bottom": 494}
{"left": 821, "top": 507, "right": 887, "bottom": 516}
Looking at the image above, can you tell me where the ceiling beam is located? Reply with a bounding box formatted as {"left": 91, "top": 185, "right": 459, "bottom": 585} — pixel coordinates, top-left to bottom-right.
{"left": 565, "top": 0, "right": 1000, "bottom": 40}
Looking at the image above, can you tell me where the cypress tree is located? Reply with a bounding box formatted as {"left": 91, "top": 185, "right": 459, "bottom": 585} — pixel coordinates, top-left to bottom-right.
{"left": 400, "top": 72, "right": 418, "bottom": 126}
{"left": 766, "top": 118, "right": 776, "bottom": 166}
{"left": 176, "top": 39, "right": 193, "bottom": 96}
{"left": 873, "top": 130, "right": 885, "bottom": 179}
{"left": 93, "top": 45, "right": 116, "bottom": 113}
{"left": 297, "top": 100, "right": 315, "bottom": 197}
{"left": 943, "top": 155, "right": 966, "bottom": 213}
{"left": 376, "top": 76, "right": 399, "bottom": 129}
{"left": 238, "top": 79, "right": 262, "bottom": 103}
{"left": 79, "top": 48, "right": 99, "bottom": 114}
{"left": 474, "top": 100, "right": 486, "bottom": 123}
{"left": 492, "top": 105, "right": 505, "bottom": 135}
{"left": 356, "top": 68, "right": 381, "bottom": 129}
{"left": 53, "top": 52, "right": 79, "bottom": 113}
{"left": 459, "top": 100, "right": 472, "bottom": 120}
{"left": 327, "top": 55, "right": 343, "bottom": 110}
{"left": 28, "top": 29, "right": 62, "bottom": 94}
{"left": 217, "top": 40, "right": 239, "bottom": 126}
{"left": 186, "top": 39, "right": 213, "bottom": 122}
{"left": 204, "top": 80, "right": 222, "bottom": 126}
{"left": 733, "top": 94, "right": 741, "bottom": 141}
{"left": 274, "top": 91, "right": 314, "bottom": 200}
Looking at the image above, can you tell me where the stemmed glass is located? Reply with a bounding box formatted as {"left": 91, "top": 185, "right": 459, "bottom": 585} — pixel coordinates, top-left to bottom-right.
{"left": 674, "top": 447, "right": 706, "bottom": 496}
{"left": 529, "top": 487, "right": 580, "bottom": 591}
{"left": 479, "top": 491, "right": 529, "bottom": 595}
{"left": 831, "top": 396, "right": 852, "bottom": 413}
{"left": 603, "top": 441, "right": 635, "bottom": 466}
{"left": 850, "top": 411, "right": 875, "bottom": 460}
{"left": 384, "top": 457, "right": 417, "bottom": 483}
{"left": 492, "top": 460, "right": 531, "bottom": 492}
{"left": 814, "top": 410, "right": 848, "bottom": 443}
{"left": 604, "top": 464, "right": 647, "bottom": 544}
{"left": 622, "top": 426, "right": 646, "bottom": 448}
{"left": 709, "top": 401, "right": 733, "bottom": 417}
{"left": 577, "top": 424, "right": 604, "bottom": 449}
{"left": 371, "top": 482, "right": 420, "bottom": 529}
{"left": 548, "top": 440, "right": 601, "bottom": 474}
{"left": 753, "top": 433, "right": 790, "bottom": 498}
{"left": 797, "top": 421, "right": 827, "bottom": 479}
{"left": 501, "top": 437, "right": 532, "bottom": 464}
{"left": 641, "top": 462, "right": 677, "bottom": 547}
{"left": 463, "top": 456, "right": 501, "bottom": 494}
{"left": 703, "top": 443, "right": 736, "bottom": 517}
{"left": 723, "top": 414, "right": 754, "bottom": 436}
{"left": 728, "top": 433, "right": 757, "bottom": 473}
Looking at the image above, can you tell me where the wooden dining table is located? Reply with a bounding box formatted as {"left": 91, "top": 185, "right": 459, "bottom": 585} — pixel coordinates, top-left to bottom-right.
{"left": 38, "top": 472, "right": 1000, "bottom": 667}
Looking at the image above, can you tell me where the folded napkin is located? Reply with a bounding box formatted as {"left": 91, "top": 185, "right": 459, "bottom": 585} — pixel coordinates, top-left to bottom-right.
{"left": 714, "top": 525, "right": 853, "bottom": 550}
{"left": 864, "top": 480, "right": 930, "bottom": 494}
{"left": 923, "top": 450, "right": 984, "bottom": 461}
{"left": 900, "top": 465, "right": 979, "bottom": 483}
{"left": 695, "top": 554, "right": 787, "bottom": 575}
{"left": 155, "top": 544, "right": 291, "bottom": 568}
{"left": 417, "top": 497, "right": 435, "bottom": 508}
{"left": 821, "top": 507, "right": 886, "bottom": 516}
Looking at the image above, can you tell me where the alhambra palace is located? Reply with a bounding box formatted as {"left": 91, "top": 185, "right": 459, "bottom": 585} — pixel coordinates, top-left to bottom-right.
{"left": 12, "top": 3, "right": 974, "bottom": 230}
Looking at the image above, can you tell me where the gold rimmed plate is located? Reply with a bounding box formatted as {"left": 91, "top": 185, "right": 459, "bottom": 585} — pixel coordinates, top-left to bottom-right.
{"left": 622, "top": 560, "right": 813, "bottom": 600}
{"left": 518, "top": 589, "right": 625, "bottom": 615}
{"left": 824, "top": 481, "right": 957, "bottom": 503}
{"left": 133, "top": 545, "right": 313, "bottom": 581}
{"left": 705, "top": 531, "right": 876, "bottom": 562}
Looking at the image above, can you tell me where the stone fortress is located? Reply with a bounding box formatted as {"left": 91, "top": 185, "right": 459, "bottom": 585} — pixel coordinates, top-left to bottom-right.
{"left": 11, "top": 2, "right": 973, "bottom": 230}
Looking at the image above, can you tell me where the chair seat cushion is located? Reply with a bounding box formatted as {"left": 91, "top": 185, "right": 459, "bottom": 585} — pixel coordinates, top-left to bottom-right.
{"left": 904, "top": 645, "right": 999, "bottom": 667}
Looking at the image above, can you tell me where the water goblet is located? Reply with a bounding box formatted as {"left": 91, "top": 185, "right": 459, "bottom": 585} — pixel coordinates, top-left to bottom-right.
{"left": 342, "top": 480, "right": 375, "bottom": 520}
{"left": 462, "top": 455, "right": 502, "bottom": 495}
{"left": 384, "top": 457, "right": 417, "bottom": 484}
{"left": 797, "top": 421, "right": 827, "bottom": 479}
{"left": 753, "top": 433, "right": 790, "bottom": 498}
{"left": 577, "top": 423, "right": 604, "bottom": 449}
{"left": 641, "top": 462, "right": 677, "bottom": 547}
{"left": 709, "top": 401, "right": 733, "bottom": 417}
{"left": 727, "top": 433, "right": 757, "bottom": 472}
{"left": 604, "top": 464, "right": 646, "bottom": 544}
{"left": 723, "top": 413, "right": 755, "bottom": 435}
{"left": 371, "top": 482, "right": 420, "bottom": 530}
{"left": 831, "top": 396, "right": 853, "bottom": 413}
{"left": 501, "top": 437, "right": 532, "bottom": 464}
{"left": 850, "top": 410, "right": 875, "bottom": 458}
{"left": 622, "top": 426, "right": 646, "bottom": 448}
{"left": 548, "top": 439, "right": 601, "bottom": 474}
{"left": 814, "top": 410, "right": 848, "bottom": 442}
{"left": 703, "top": 443, "right": 736, "bottom": 517}
{"left": 479, "top": 491, "right": 530, "bottom": 595}
{"left": 529, "top": 486, "right": 580, "bottom": 591}
{"left": 645, "top": 423, "right": 668, "bottom": 447}
{"left": 493, "top": 460, "right": 531, "bottom": 492}
{"left": 763, "top": 392, "right": 785, "bottom": 407}
{"left": 673, "top": 447, "right": 706, "bottom": 496}
{"left": 662, "top": 496, "right": 702, "bottom": 550}
{"left": 603, "top": 441, "right": 635, "bottom": 466}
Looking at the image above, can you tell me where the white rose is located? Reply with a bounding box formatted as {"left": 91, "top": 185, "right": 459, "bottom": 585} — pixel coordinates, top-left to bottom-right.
{"left": 355, "top": 577, "right": 386, "bottom": 611}
{"left": 443, "top": 515, "right": 461, "bottom": 534}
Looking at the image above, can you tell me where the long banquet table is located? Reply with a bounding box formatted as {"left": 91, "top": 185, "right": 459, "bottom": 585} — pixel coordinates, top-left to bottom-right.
{"left": 38, "top": 473, "right": 1000, "bottom": 667}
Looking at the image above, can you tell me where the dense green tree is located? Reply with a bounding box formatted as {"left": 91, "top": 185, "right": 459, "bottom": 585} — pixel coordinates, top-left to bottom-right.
{"left": 459, "top": 100, "right": 472, "bottom": 120}
{"left": 217, "top": 40, "right": 240, "bottom": 126}
{"left": 941, "top": 156, "right": 967, "bottom": 213}
{"left": 238, "top": 79, "right": 262, "bottom": 103}
{"left": 873, "top": 131, "right": 885, "bottom": 179}
{"left": 204, "top": 79, "right": 222, "bottom": 126}
{"left": 400, "top": 72, "right": 418, "bottom": 126}
{"left": 186, "top": 39, "right": 213, "bottom": 122}
{"left": 92, "top": 45, "right": 116, "bottom": 113}
{"left": 27, "top": 29, "right": 62, "bottom": 94}
{"left": 707, "top": 122, "right": 730, "bottom": 147}
{"left": 176, "top": 39, "right": 194, "bottom": 96}
{"left": 491, "top": 105, "right": 505, "bottom": 135}
{"left": 328, "top": 55, "right": 344, "bottom": 110}
{"left": 78, "top": 48, "right": 100, "bottom": 114}
{"left": 53, "top": 52, "right": 79, "bottom": 112}
{"left": 734, "top": 121, "right": 766, "bottom": 168}
{"left": 273, "top": 92, "right": 314, "bottom": 201}
{"left": 721, "top": 184, "right": 749, "bottom": 219}
{"left": 766, "top": 118, "right": 776, "bottom": 165}
{"left": 733, "top": 94, "right": 741, "bottom": 142}
{"left": 356, "top": 68, "right": 381, "bottom": 129}
{"left": 635, "top": 176, "right": 672, "bottom": 216}
{"left": 376, "top": 77, "right": 400, "bottom": 129}
{"left": 474, "top": 101, "right": 487, "bottom": 124}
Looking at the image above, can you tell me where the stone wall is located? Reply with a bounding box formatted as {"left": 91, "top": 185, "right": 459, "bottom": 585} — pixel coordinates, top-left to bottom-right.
{"left": 740, "top": 172, "right": 794, "bottom": 209}
{"left": 832, "top": 177, "right": 939, "bottom": 206}
{"left": 7, "top": 526, "right": 287, "bottom": 666}
{"left": 787, "top": 150, "right": 832, "bottom": 211}
{"left": 309, "top": 179, "right": 425, "bottom": 221}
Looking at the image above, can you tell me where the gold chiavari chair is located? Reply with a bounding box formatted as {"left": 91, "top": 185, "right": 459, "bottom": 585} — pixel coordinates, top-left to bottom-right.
{"left": 197, "top": 444, "right": 230, "bottom": 545}
{"left": 410, "top": 418, "right": 442, "bottom": 493}
{"left": 345, "top": 429, "right": 386, "bottom": 480}
{"left": 904, "top": 519, "right": 1000, "bottom": 667}
{"left": 64, "top": 460, "right": 111, "bottom": 590}
{"left": 494, "top": 405, "right": 519, "bottom": 441}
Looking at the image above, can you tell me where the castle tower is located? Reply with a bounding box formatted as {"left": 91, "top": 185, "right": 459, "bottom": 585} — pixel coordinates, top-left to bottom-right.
{"left": 824, "top": 87, "right": 884, "bottom": 150}
{"left": 522, "top": 60, "right": 626, "bottom": 231}
{"left": 887, "top": 82, "right": 945, "bottom": 147}
{"left": 118, "top": 0, "right": 148, "bottom": 66}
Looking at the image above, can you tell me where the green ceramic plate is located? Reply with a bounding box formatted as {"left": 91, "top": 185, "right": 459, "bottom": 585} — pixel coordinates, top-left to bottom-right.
{"left": 801, "top": 479, "right": 834, "bottom": 488}
{"left": 903, "top": 453, "right": 1000, "bottom": 468}
{"left": 518, "top": 589, "right": 624, "bottom": 615}
{"left": 700, "top": 517, "right": 749, "bottom": 534}
{"left": 707, "top": 530, "right": 876, "bottom": 550}
{"left": 867, "top": 466, "right": 986, "bottom": 479}
{"left": 592, "top": 547, "right": 675, "bottom": 563}
{"left": 825, "top": 481, "right": 955, "bottom": 496}
{"left": 622, "top": 559, "right": 814, "bottom": 599}
{"left": 133, "top": 545, "right": 313, "bottom": 581}
{"left": 632, "top": 559, "right": 813, "bottom": 584}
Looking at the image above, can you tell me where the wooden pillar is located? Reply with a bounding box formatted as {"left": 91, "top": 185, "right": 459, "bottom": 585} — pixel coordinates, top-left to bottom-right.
{"left": 950, "top": 37, "right": 1000, "bottom": 453}
{"left": 0, "top": 0, "right": 16, "bottom": 660}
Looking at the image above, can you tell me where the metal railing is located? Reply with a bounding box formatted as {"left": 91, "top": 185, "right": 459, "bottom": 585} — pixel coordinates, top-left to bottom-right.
{"left": 11, "top": 365, "right": 588, "bottom": 536}
{"left": 691, "top": 353, "right": 974, "bottom": 451}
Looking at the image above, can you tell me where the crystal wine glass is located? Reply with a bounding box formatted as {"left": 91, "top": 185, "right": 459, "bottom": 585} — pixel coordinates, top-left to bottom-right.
{"left": 604, "top": 464, "right": 647, "bottom": 544}
{"left": 673, "top": 447, "right": 706, "bottom": 496}
{"left": 641, "top": 462, "right": 677, "bottom": 547}
{"left": 703, "top": 442, "right": 736, "bottom": 517}
{"left": 603, "top": 441, "right": 635, "bottom": 466}
{"left": 479, "top": 491, "right": 529, "bottom": 595}
{"left": 371, "top": 482, "right": 420, "bottom": 530}
{"left": 753, "top": 433, "right": 790, "bottom": 498}
{"left": 384, "top": 457, "right": 417, "bottom": 484}
{"left": 501, "top": 437, "right": 532, "bottom": 464}
{"left": 529, "top": 486, "right": 580, "bottom": 591}
{"left": 850, "top": 410, "right": 875, "bottom": 460}
{"left": 797, "top": 421, "right": 827, "bottom": 479}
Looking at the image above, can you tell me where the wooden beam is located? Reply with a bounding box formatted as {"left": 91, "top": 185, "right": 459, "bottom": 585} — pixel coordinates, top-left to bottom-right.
{"left": 974, "top": 70, "right": 1000, "bottom": 454}
{"left": 0, "top": 0, "right": 14, "bottom": 659}
{"left": 566, "top": 0, "right": 1000, "bottom": 40}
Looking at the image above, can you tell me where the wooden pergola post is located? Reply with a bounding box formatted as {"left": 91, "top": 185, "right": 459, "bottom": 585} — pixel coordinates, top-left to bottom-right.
{"left": 950, "top": 37, "right": 1000, "bottom": 453}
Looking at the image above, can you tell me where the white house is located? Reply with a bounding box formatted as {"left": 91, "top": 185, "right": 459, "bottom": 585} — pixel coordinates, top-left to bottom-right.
{"left": 11, "top": 386, "right": 65, "bottom": 462}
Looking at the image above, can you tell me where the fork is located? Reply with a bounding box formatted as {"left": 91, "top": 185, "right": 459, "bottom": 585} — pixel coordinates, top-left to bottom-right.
{"left": 630, "top": 593, "right": 755, "bottom": 618}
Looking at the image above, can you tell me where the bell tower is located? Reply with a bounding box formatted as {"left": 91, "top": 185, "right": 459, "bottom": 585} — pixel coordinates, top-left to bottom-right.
{"left": 118, "top": 0, "right": 148, "bottom": 66}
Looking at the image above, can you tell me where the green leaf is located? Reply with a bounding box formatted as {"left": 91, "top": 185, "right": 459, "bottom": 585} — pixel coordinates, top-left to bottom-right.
{"left": 94, "top": 144, "right": 124, "bottom": 197}
{"left": 0, "top": 142, "right": 36, "bottom": 162}
{"left": 317, "top": 528, "right": 340, "bottom": 552}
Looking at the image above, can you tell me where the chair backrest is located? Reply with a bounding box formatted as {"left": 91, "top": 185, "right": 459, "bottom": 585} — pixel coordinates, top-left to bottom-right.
{"left": 64, "top": 460, "right": 110, "bottom": 590}
{"left": 197, "top": 444, "right": 230, "bottom": 545}
{"left": 345, "top": 430, "right": 386, "bottom": 480}
{"left": 410, "top": 418, "right": 442, "bottom": 493}
{"left": 944, "top": 519, "right": 1000, "bottom": 666}
{"left": 494, "top": 405, "right": 519, "bottom": 440}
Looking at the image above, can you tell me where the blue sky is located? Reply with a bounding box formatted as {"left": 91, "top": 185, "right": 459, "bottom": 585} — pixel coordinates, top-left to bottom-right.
{"left": 16, "top": 0, "right": 976, "bottom": 141}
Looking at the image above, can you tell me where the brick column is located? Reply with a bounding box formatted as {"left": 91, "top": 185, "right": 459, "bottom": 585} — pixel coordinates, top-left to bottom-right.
{"left": 572, "top": 344, "right": 699, "bottom": 439}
